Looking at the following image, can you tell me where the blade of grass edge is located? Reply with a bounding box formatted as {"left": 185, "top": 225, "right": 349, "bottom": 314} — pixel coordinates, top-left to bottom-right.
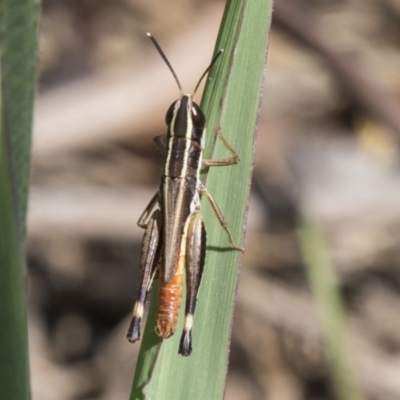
{"left": 1, "top": 0, "right": 40, "bottom": 244}
{"left": 130, "top": 0, "right": 273, "bottom": 398}
{"left": 0, "top": 74, "right": 30, "bottom": 400}
{"left": 0, "top": 0, "right": 40, "bottom": 398}
{"left": 298, "top": 216, "right": 364, "bottom": 400}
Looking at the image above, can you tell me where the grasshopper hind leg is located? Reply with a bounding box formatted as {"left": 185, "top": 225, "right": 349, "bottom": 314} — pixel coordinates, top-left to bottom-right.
{"left": 127, "top": 209, "right": 162, "bottom": 343}
{"left": 179, "top": 213, "right": 206, "bottom": 356}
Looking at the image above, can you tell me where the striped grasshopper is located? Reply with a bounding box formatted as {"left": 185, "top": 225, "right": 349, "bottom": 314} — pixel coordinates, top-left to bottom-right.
{"left": 127, "top": 33, "right": 243, "bottom": 356}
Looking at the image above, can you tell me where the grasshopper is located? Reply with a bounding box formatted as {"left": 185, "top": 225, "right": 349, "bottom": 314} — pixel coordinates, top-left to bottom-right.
{"left": 127, "top": 33, "right": 243, "bottom": 356}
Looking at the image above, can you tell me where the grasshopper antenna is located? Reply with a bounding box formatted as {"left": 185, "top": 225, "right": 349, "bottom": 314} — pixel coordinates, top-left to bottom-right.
{"left": 193, "top": 49, "right": 224, "bottom": 98}
{"left": 147, "top": 32, "right": 182, "bottom": 94}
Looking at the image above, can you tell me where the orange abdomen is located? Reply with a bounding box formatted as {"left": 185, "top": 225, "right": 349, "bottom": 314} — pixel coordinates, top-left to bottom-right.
{"left": 155, "top": 255, "right": 184, "bottom": 338}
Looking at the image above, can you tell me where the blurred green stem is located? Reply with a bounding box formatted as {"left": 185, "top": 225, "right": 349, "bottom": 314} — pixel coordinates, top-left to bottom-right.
{"left": 0, "top": 72, "right": 31, "bottom": 400}
{"left": 298, "top": 216, "right": 363, "bottom": 400}
{"left": 0, "top": 0, "right": 40, "bottom": 398}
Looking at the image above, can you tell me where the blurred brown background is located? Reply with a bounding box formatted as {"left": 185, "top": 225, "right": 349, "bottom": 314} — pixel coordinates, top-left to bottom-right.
{"left": 28, "top": 0, "right": 400, "bottom": 399}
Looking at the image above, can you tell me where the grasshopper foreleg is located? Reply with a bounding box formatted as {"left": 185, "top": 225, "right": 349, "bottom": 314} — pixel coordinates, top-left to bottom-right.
{"left": 153, "top": 134, "right": 168, "bottom": 155}
{"left": 137, "top": 192, "right": 159, "bottom": 228}
{"left": 201, "top": 128, "right": 240, "bottom": 169}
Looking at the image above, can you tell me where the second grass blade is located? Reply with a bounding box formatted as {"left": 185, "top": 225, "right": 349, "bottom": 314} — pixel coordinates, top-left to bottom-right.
{"left": 0, "top": 0, "right": 39, "bottom": 398}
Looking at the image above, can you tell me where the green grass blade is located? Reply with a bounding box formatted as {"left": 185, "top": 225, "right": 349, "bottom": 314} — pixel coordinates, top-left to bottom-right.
{"left": 298, "top": 216, "right": 364, "bottom": 400}
{"left": 130, "top": 0, "right": 273, "bottom": 398}
{"left": 0, "top": 145, "right": 30, "bottom": 399}
{"left": 1, "top": 0, "right": 39, "bottom": 244}
{"left": 0, "top": 0, "right": 39, "bottom": 398}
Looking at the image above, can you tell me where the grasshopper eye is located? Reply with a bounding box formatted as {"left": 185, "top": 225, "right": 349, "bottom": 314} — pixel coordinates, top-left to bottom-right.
{"left": 191, "top": 103, "right": 205, "bottom": 129}
{"left": 165, "top": 101, "right": 177, "bottom": 125}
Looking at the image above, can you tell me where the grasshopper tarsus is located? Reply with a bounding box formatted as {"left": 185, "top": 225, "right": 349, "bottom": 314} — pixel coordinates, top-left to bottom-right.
{"left": 127, "top": 317, "right": 141, "bottom": 343}
{"left": 179, "top": 330, "right": 192, "bottom": 357}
